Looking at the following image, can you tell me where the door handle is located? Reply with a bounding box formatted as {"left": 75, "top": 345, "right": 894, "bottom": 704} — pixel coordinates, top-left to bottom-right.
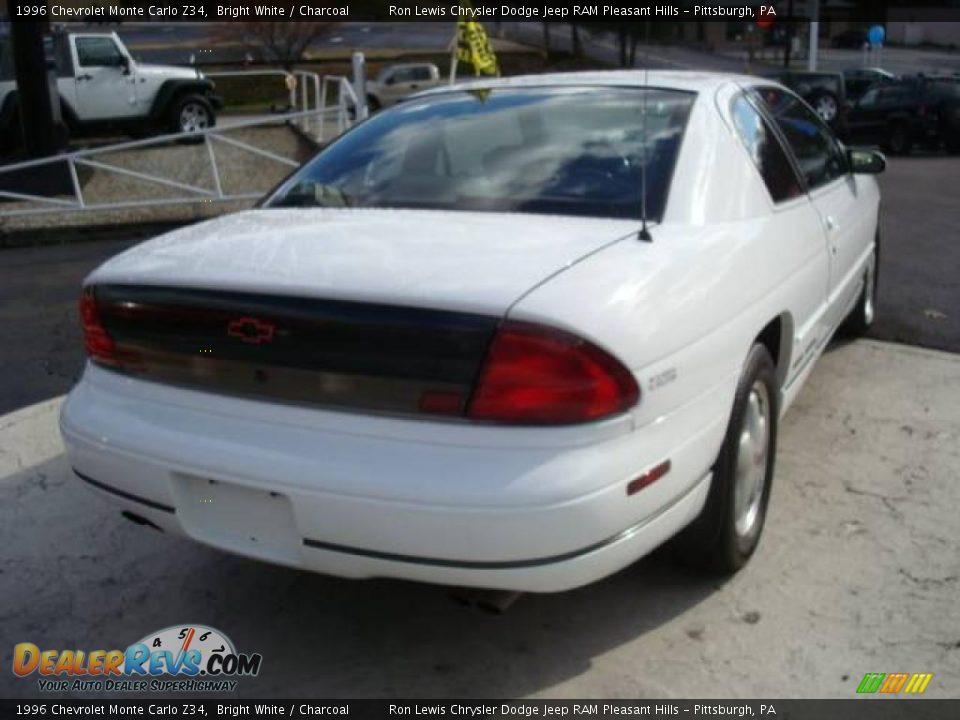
{"left": 77, "top": 74, "right": 92, "bottom": 82}
{"left": 824, "top": 215, "right": 838, "bottom": 231}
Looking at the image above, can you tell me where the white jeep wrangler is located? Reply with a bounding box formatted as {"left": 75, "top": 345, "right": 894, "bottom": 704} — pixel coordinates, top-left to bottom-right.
{"left": 0, "top": 29, "right": 221, "bottom": 152}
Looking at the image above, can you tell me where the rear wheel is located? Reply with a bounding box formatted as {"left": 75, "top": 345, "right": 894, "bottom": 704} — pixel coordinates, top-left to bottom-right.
{"left": 885, "top": 121, "right": 913, "bottom": 155}
{"left": 673, "top": 344, "right": 778, "bottom": 574}
{"left": 0, "top": 103, "right": 24, "bottom": 155}
{"left": 941, "top": 105, "right": 960, "bottom": 154}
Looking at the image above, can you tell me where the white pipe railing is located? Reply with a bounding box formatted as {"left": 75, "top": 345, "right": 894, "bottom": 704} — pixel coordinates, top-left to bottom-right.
{"left": 205, "top": 69, "right": 344, "bottom": 142}
{"left": 0, "top": 103, "right": 352, "bottom": 219}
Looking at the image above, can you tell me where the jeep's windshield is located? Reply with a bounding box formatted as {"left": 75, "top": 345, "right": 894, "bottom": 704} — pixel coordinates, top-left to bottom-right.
{"left": 267, "top": 86, "right": 695, "bottom": 221}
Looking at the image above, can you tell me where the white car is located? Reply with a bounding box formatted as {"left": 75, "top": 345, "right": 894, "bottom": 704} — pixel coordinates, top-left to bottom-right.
{"left": 60, "top": 72, "right": 883, "bottom": 593}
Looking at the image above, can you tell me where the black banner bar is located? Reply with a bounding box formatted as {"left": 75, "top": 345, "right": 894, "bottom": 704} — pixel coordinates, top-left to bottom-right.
{"left": 3, "top": 0, "right": 951, "bottom": 24}
{"left": 2, "top": 700, "right": 960, "bottom": 719}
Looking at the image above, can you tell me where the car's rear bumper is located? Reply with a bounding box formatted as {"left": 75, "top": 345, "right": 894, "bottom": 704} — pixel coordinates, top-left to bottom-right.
{"left": 60, "top": 364, "right": 725, "bottom": 592}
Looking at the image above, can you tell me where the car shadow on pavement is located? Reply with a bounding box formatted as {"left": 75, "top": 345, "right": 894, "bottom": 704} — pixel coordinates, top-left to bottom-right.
{"left": 0, "top": 452, "right": 723, "bottom": 700}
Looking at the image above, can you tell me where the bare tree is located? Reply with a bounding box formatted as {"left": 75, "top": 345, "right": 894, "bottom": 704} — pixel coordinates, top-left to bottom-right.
{"left": 225, "top": 22, "right": 340, "bottom": 69}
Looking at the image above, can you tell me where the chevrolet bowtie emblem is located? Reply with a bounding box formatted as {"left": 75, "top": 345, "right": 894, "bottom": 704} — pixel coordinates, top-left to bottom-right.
{"left": 226, "top": 317, "right": 277, "bottom": 345}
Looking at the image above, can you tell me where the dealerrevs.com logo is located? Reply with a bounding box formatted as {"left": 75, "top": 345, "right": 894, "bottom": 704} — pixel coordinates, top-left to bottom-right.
{"left": 13, "top": 624, "right": 262, "bottom": 693}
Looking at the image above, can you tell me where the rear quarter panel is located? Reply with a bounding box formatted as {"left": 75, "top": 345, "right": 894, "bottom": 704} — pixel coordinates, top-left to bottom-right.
{"left": 508, "top": 82, "right": 830, "bottom": 440}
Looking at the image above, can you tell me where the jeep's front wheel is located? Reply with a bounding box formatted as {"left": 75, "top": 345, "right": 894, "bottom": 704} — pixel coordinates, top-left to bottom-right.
{"left": 170, "top": 95, "right": 214, "bottom": 134}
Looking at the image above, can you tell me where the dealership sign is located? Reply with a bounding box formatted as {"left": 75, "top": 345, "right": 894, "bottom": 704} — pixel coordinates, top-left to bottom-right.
{"left": 12, "top": 624, "right": 261, "bottom": 692}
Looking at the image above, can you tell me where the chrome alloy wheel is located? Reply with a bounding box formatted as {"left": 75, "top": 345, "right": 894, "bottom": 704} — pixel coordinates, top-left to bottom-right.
{"left": 733, "top": 381, "right": 771, "bottom": 539}
{"left": 179, "top": 102, "right": 210, "bottom": 133}
{"left": 815, "top": 95, "right": 838, "bottom": 123}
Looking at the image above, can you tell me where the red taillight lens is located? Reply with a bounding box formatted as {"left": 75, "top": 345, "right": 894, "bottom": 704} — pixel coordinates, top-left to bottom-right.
{"left": 79, "top": 287, "right": 117, "bottom": 366}
{"left": 468, "top": 321, "right": 639, "bottom": 425}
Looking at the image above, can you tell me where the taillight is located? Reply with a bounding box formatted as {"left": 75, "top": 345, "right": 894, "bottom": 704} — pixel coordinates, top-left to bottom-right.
{"left": 79, "top": 286, "right": 117, "bottom": 366}
{"left": 468, "top": 321, "right": 639, "bottom": 425}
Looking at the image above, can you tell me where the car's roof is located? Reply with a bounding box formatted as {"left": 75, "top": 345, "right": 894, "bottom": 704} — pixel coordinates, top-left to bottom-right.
{"left": 414, "top": 70, "right": 760, "bottom": 99}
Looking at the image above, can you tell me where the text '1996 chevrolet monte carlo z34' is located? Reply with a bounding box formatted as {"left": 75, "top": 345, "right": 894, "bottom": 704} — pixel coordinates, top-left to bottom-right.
{"left": 60, "top": 71, "right": 884, "bottom": 592}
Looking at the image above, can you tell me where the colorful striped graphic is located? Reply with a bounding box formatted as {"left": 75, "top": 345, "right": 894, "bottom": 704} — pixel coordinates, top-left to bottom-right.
{"left": 857, "top": 672, "right": 933, "bottom": 694}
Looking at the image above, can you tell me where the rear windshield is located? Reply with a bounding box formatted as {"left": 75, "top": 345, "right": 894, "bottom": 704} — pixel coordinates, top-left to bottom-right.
{"left": 267, "top": 86, "right": 695, "bottom": 221}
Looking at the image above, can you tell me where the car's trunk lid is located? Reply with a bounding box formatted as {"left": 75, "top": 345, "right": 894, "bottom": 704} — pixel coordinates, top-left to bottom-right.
{"left": 86, "top": 208, "right": 635, "bottom": 417}
{"left": 90, "top": 208, "right": 636, "bottom": 315}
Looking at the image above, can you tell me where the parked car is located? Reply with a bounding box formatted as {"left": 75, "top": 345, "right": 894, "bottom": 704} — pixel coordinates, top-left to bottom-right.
{"left": 842, "top": 67, "right": 897, "bottom": 103}
{"left": 832, "top": 29, "right": 867, "bottom": 49}
{"left": 846, "top": 74, "right": 960, "bottom": 154}
{"left": 0, "top": 29, "right": 220, "bottom": 153}
{"left": 61, "top": 72, "right": 883, "bottom": 592}
{"left": 765, "top": 70, "right": 847, "bottom": 130}
{"left": 365, "top": 62, "right": 441, "bottom": 111}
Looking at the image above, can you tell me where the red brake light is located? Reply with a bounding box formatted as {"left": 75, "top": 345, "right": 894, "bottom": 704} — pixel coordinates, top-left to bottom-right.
{"left": 79, "top": 287, "right": 117, "bottom": 366}
{"left": 468, "top": 321, "right": 639, "bottom": 425}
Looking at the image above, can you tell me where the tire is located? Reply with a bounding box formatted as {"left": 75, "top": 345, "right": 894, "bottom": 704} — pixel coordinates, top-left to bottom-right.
{"left": 884, "top": 121, "right": 913, "bottom": 155}
{"left": 0, "top": 102, "right": 24, "bottom": 155}
{"left": 168, "top": 94, "right": 215, "bottom": 134}
{"left": 841, "top": 237, "right": 879, "bottom": 336}
{"left": 673, "top": 344, "right": 778, "bottom": 574}
{"left": 810, "top": 90, "right": 840, "bottom": 125}
{"left": 940, "top": 104, "right": 960, "bottom": 154}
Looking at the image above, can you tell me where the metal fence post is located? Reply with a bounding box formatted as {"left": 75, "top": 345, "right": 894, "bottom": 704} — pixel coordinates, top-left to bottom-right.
{"left": 352, "top": 52, "right": 368, "bottom": 121}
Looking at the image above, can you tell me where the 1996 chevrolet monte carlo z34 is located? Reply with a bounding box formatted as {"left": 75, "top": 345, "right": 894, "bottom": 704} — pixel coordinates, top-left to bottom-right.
{"left": 60, "top": 72, "right": 884, "bottom": 592}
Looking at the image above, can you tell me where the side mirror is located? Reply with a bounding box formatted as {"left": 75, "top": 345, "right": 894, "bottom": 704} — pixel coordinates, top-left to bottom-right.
{"left": 384, "top": 75, "right": 395, "bottom": 86}
{"left": 848, "top": 147, "right": 886, "bottom": 174}
{"left": 119, "top": 56, "right": 131, "bottom": 74}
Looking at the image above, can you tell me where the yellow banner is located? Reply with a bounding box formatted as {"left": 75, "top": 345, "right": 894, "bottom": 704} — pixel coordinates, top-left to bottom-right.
{"left": 456, "top": 21, "right": 499, "bottom": 77}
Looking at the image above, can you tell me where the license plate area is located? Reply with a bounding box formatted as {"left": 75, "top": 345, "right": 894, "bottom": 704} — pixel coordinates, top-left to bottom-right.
{"left": 172, "top": 473, "right": 300, "bottom": 565}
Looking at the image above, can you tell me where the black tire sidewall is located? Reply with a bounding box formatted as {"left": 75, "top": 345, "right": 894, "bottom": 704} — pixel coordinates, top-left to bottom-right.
{"left": 674, "top": 344, "right": 778, "bottom": 573}
{"left": 715, "top": 345, "right": 778, "bottom": 568}
{"left": 887, "top": 122, "right": 912, "bottom": 155}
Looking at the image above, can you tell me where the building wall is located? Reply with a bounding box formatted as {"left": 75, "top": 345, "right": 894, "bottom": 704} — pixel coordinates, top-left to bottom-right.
{"left": 887, "top": 11, "right": 960, "bottom": 46}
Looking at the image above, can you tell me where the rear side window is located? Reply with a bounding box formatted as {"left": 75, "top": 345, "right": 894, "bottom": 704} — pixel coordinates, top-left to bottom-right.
{"left": 388, "top": 67, "right": 416, "bottom": 84}
{"left": 751, "top": 86, "right": 847, "bottom": 191}
{"left": 411, "top": 66, "right": 433, "bottom": 82}
{"left": 730, "top": 93, "right": 803, "bottom": 203}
